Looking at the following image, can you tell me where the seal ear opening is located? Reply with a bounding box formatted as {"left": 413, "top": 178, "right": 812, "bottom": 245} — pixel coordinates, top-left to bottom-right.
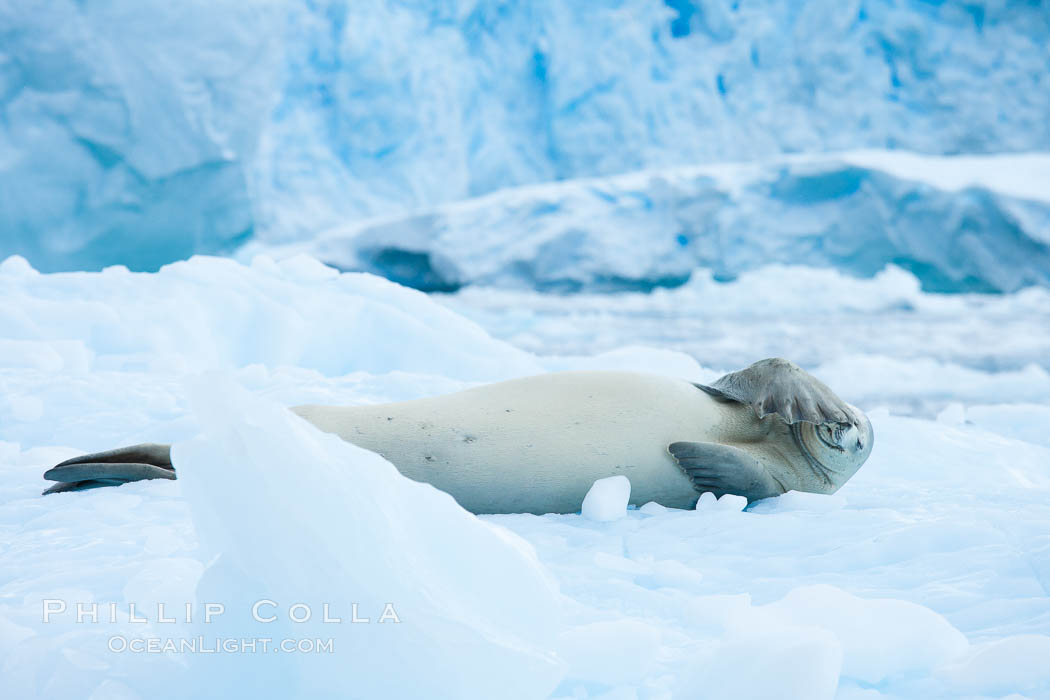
{"left": 696, "top": 357, "right": 854, "bottom": 427}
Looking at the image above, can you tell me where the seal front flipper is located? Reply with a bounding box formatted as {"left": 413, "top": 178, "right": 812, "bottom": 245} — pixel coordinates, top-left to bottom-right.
{"left": 696, "top": 357, "right": 855, "bottom": 426}
{"left": 42, "top": 443, "right": 174, "bottom": 495}
{"left": 667, "top": 441, "right": 785, "bottom": 503}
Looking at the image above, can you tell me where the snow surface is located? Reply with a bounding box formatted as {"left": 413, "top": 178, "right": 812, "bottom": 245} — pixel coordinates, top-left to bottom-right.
{"left": 5, "top": 1, "right": 1050, "bottom": 271}
{"left": 2, "top": 255, "right": 1049, "bottom": 699}
{"left": 249, "top": 151, "right": 1050, "bottom": 294}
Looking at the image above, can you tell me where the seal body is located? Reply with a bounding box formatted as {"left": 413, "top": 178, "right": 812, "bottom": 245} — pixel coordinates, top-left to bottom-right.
{"left": 293, "top": 371, "right": 804, "bottom": 514}
{"left": 43, "top": 360, "right": 873, "bottom": 512}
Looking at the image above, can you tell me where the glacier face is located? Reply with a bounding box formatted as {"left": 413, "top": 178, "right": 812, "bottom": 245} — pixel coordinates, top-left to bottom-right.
{"left": 2, "top": 0, "right": 1050, "bottom": 272}
{"left": 246, "top": 152, "right": 1050, "bottom": 294}
{"left": 261, "top": 0, "right": 1050, "bottom": 240}
{"left": 0, "top": 1, "right": 284, "bottom": 271}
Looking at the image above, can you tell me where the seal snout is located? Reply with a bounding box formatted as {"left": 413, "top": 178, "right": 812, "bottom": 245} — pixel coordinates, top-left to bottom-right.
{"left": 855, "top": 410, "right": 874, "bottom": 459}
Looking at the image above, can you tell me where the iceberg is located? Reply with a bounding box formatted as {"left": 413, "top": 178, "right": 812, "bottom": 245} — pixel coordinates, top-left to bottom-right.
{"left": 3, "top": 1, "right": 1050, "bottom": 272}
{"left": 251, "top": 151, "right": 1050, "bottom": 294}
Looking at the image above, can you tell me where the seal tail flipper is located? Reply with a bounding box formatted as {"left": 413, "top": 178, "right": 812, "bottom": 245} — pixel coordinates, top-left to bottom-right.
{"left": 42, "top": 443, "right": 175, "bottom": 495}
{"left": 667, "top": 441, "right": 785, "bottom": 503}
{"left": 696, "top": 357, "right": 856, "bottom": 427}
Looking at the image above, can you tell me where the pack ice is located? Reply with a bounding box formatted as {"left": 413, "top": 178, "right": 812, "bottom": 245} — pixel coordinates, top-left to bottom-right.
{"left": 1, "top": 255, "right": 1049, "bottom": 699}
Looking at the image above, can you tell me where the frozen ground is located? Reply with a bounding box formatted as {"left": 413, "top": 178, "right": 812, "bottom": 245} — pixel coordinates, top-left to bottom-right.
{"left": 1, "top": 255, "right": 1049, "bottom": 699}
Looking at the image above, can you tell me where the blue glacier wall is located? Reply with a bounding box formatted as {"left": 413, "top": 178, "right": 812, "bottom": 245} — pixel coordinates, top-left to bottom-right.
{"left": 1, "top": 0, "right": 1049, "bottom": 277}
{"left": 261, "top": 153, "right": 1050, "bottom": 294}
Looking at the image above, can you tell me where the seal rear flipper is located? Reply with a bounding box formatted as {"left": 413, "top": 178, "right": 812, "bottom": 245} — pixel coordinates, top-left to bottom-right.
{"left": 667, "top": 441, "right": 785, "bottom": 503}
{"left": 696, "top": 357, "right": 855, "bottom": 427}
{"left": 43, "top": 479, "right": 127, "bottom": 495}
{"left": 42, "top": 443, "right": 175, "bottom": 495}
{"left": 52, "top": 443, "right": 172, "bottom": 469}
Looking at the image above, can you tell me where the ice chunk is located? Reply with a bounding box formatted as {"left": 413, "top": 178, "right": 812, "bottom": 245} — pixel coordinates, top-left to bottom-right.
{"left": 695, "top": 492, "right": 747, "bottom": 512}
{"left": 939, "top": 634, "right": 1050, "bottom": 696}
{"left": 763, "top": 584, "right": 968, "bottom": 684}
{"left": 173, "top": 374, "right": 565, "bottom": 699}
{"left": 695, "top": 491, "right": 718, "bottom": 510}
{"left": 638, "top": 501, "right": 669, "bottom": 516}
{"left": 582, "top": 475, "right": 631, "bottom": 522}
{"left": 0, "top": 255, "right": 540, "bottom": 383}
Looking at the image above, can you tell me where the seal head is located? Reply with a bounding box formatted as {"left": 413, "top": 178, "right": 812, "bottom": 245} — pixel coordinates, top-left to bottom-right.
{"left": 791, "top": 405, "right": 873, "bottom": 492}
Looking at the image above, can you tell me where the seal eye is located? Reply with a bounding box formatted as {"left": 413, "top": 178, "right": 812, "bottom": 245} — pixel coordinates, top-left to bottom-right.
{"left": 816, "top": 424, "right": 846, "bottom": 451}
